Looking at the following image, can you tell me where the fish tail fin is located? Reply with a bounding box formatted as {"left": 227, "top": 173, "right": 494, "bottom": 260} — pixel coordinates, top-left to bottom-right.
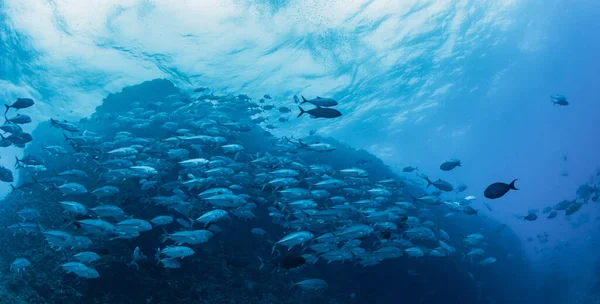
{"left": 297, "top": 106, "right": 305, "bottom": 118}
{"left": 257, "top": 256, "right": 264, "bottom": 270}
{"left": 509, "top": 179, "right": 519, "bottom": 190}
{"left": 301, "top": 96, "right": 308, "bottom": 104}
{"left": 128, "top": 260, "right": 140, "bottom": 270}
{"left": 425, "top": 177, "right": 432, "bottom": 188}
{"left": 4, "top": 104, "right": 9, "bottom": 115}
{"left": 14, "top": 156, "right": 20, "bottom": 168}
{"left": 160, "top": 228, "right": 169, "bottom": 243}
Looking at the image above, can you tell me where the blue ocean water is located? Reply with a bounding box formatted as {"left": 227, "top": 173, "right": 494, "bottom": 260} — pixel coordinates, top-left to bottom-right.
{"left": 0, "top": 1, "right": 599, "bottom": 303}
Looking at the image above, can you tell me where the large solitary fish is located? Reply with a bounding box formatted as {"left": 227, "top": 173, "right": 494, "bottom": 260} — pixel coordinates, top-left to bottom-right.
{"left": 484, "top": 179, "right": 518, "bottom": 199}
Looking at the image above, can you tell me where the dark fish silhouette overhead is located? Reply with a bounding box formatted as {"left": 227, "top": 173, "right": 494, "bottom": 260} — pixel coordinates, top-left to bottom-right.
{"left": 440, "top": 159, "right": 461, "bottom": 171}
{"left": 4, "top": 114, "right": 32, "bottom": 125}
{"left": 484, "top": 179, "right": 518, "bottom": 199}
{"left": 550, "top": 94, "right": 568, "bottom": 106}
{"left": 297, "top": 106, "right": 342, "bottom": 119}
{"left": 300, "top": 96, "right": 338, "bottom": 107}
{"left": 5, "top": 98, "right": 35, "bottom": 114}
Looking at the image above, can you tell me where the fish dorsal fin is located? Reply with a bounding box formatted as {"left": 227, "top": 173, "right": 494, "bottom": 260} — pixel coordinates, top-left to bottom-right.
{"left": 317, "top": 96, "right": 322, "bottom": 99}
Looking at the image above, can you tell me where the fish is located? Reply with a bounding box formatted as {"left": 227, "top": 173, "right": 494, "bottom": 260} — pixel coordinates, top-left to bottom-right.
{"left": 402, "top": 166, "right": 418, "bottom": 172}
{"left": 76, "top": 219, "right": 116, "bottom": 236}
{"left": 297, "top": 106, "right": 342, "bottom": 119}
{"left": 300, "top": 96, "right": 338, "bottom": 107}
{"left": 73, "top": 252, "right": 101, "bottom": 263}
{"left": 425, "top": 177, "right": 453, "bottom": 192}
{"left": 155, "top": 246, "right": 195, "bottom": 259}
{"left": 462, "top": 206, "right": 478, "bottom": 215}
{"left": 196, "top": 209, "right": 229, "bottom": 225}
{"left": 440, "top": 159, "right": 461, "bottom": 171}
{"left": 150, "top": 216, "right": 174, "bottom": 226}
{"left": 272, "top": 231, "right": 314, "bottom": 253}
{"left": 0, "top": 166, "right": 14, "bottom": 182}
{"left": 0, "top": 79, "right": 553, "bottom": 301}
{"left": 551, "top": 94, "right": 569, "bottom": 106}
{"left": 294, "top": 279, "right": 328, "bottom": 290}
{"left": 10, "top": 258, "right": 31, "bottom": 273}
{"left": 128, "top": 246, "right": 147, "bottom": 269}
{"left": 5, "top": 114, "right": 32, "bottom": 124}
{"left": 565, "top": 202, "right": 582, "bottom": 216}
{"left": 478, "top": 257, "right": 497, "bottom": 266}
{"left": 5, "top": 98, "right": 34, "bottom": 114}
{"left": 50, "top": 118, "right": 80, "bottom": 132}
{"left": 58, "top": 183, "right": 88, "bottom": 195}
{"left": 484, "top": 179, "right": 518, "bottom": 199}
{"left": 61, "top": 262, "right": 99, "bottom": 279}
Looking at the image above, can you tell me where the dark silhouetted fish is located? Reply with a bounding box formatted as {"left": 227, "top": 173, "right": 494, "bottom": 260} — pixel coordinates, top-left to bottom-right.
{"left": 551, "top": 94, "right": 568, "bottom": 106}
{"left": 297, "top": 106, "right": 342, "bottom": 119}
{"left": 5, "top": 98, "right": 34, "bottom": 114}
{"left": 300, "top": 96, "right": 338, "bottom": 107}
{"left": 439, "top": 159, "right": 461, "bottom": 171}
{"left": 565, "top": 202, "right": 582, "bottom": 216}
{"left": 425, "top": 177, "right": 453, "bottom": 192}
{"left": 484, "top": 179, "right": 518, "bottom": 199}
